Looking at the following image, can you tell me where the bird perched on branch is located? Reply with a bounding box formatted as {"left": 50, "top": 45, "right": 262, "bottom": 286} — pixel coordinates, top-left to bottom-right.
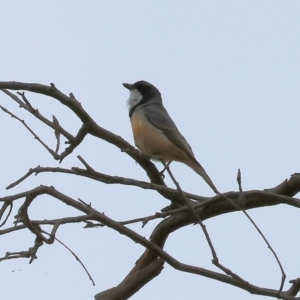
{"left": 123, "top": 80, "right": 219, "bottom": 194}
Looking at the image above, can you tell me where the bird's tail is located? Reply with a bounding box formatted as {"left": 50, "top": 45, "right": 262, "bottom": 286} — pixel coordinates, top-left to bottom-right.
{"left": 188, "top": 159, "right": 219, "bottom": 194}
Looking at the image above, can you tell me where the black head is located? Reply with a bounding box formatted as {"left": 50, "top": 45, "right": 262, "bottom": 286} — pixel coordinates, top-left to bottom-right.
{"left": 123, "top": 80, "right": 162, "bottom": 118}
{"left": 123, "top": 80, "right": 161, "bottom": 101}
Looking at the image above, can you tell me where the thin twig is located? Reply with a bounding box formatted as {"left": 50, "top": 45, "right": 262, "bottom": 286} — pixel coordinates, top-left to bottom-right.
{"left": 42, "top": 231, "right": 95, "bottom": 286}
{"left": 52, "top": 115, "right": 60, "bottom": 154}
{"left": 6, "top": 166, "right": 75, "bottom": 189}
{"left": 1, "top": 89, "right": 74, "bottom": 141}
{"left": 0, "top": 201, "right": 13, "bottom": 227}
{"left": 162, "top": 161, "right": 219, "bottom": 262}
{"left": 237, "top": 169, "right": 286, "bottom": 294}
{"left": 0, "top": 105, "right": 57, "bottom": 158}
{"left": 17, "top": 91, "right": 35, "bottom": 111}
{"left": 77, "top": 155, "right": 95, "bottom": 171}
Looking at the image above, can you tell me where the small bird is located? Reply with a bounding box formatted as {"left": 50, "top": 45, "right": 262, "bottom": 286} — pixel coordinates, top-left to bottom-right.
{"left": 123, "top": 80, "right": 219, "bottom": 194}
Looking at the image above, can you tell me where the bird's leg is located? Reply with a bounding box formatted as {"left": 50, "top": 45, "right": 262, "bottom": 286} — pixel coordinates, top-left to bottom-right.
{"left": 160, "top": 161, "right": 172, "bottom": 178}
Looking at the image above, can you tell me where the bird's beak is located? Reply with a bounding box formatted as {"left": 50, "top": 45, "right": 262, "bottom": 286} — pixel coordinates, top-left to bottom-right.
{"left": 122, "top": 83, "right": 134, "bottom": 90}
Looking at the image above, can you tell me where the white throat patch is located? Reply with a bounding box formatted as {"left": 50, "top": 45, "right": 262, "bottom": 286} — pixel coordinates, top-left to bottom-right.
{"left": 126, "top": 89, "right": 143, "bottom": 111}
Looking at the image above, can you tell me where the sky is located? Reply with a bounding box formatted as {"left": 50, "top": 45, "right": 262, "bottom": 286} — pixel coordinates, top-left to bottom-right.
{"left": 1, "top": 1, "right": 300, "bottom": 299}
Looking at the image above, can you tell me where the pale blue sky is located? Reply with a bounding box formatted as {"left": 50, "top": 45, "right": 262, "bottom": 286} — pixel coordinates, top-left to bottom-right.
{"left": 1, "top": 1, "right": 300, "bottom": 299}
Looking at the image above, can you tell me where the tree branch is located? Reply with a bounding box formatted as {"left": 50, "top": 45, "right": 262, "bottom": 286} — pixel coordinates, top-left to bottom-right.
{"left": 0, "top": 82, "right": 165, "bottom": 185}
{"left": 1, "top": 82, "right": 300, "bottom": 299}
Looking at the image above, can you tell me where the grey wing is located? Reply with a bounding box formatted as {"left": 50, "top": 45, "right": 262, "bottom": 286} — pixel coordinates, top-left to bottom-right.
{"left": 142, "top": 103, "right": 196, "bottom": 159}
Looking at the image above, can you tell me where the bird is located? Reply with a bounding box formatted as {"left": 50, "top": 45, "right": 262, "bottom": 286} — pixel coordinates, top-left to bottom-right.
{"left": 122, "top": 80, "right": 219, "bottom": 194}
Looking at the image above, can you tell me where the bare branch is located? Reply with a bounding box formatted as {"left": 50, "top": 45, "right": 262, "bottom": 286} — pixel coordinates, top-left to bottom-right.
{"left": 1, "top": 82, "right": 300, "bottom": 299}
{"left": 0, "top": 82, "right": 165, "bottom": 185}
{"left": 0, "top": 104, "right": 58, "bottom": 158}
{"left": 237, "top": 169, "right": 286, "bottom": 293}
{"left": 0, "top": 201, "right": 13, "bottom": 227}
{"left": 52, "top": 115, "right": 61, "bottom": 154}
{"left": 43, "top": 231, "right": 96, "bottom": 286}
{"left": 6, "top": 165, "right": 209, "bottom": 204}
{"left": 1, "top": 89, "right": 74, "bottom": 141}
{"left": 162, "top": 160, "right": 219, "bottom": 265}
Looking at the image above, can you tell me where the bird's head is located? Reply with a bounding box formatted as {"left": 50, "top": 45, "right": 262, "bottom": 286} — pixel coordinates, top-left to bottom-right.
{"left": 123, "top": 80, "right": 161, "bottom": 110}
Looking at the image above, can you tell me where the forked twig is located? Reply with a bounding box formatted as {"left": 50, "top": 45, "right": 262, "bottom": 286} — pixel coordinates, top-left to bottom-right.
{"left": 0, "top": 105, "right": 58, "bottom": 158}
{"left": 1, "top": 89, "right": 74, "bottom": 141}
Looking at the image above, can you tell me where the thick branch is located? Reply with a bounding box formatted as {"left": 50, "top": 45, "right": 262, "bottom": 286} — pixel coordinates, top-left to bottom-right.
{"left": 2, "top": 179, "right": 299, "bottom": 299}
{"left": 98, "top": 175, "right": 300, "bottom": 299}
